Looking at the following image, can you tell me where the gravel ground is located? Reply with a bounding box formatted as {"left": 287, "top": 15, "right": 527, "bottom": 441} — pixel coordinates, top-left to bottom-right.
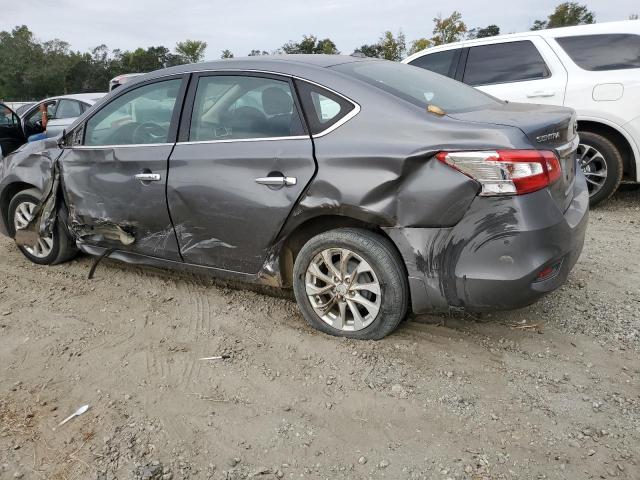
{"left": 0, "top": 188, "right": 639, "bottom": 480}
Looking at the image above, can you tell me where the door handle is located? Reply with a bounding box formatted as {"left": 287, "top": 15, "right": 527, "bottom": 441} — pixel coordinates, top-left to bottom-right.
{"left": 134, "top": 173, "right": 161, "bottom": 182}
{"left": 255, "top": 176, "right": 297, "bottom": 187}
{"left": 526, "top": 90, "right": 555, "bottom": 98}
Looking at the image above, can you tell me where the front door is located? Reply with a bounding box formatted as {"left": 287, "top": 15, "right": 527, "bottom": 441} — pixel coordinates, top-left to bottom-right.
{"left": 167, "top": 73, "right": 316, "bottom": 273}
{"left": 60, "top": 76, "right": 187, "bottom": 260}
{"left": 0, "top": 104, "right": 26, "bottom": 156}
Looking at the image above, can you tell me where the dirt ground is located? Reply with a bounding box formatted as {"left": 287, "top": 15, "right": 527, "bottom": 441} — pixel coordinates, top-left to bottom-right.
{"left": 1, "top": 189, "right": 639, "bottom": 480}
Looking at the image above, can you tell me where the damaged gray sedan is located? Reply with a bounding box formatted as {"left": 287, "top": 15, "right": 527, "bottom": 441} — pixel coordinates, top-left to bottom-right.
{"left": 0, "top": 55, "right": 588, "bottom": 339}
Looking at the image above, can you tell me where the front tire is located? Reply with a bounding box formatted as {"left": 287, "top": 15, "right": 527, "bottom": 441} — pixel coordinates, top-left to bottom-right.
{"left": 293, "top": 228, "right": 409, "bottom": 340}
{"left": 8, "top": 188, "right": 77, "bottom": 265}
{"left": 577, "top": 131, "right": 623, "bottom": 206}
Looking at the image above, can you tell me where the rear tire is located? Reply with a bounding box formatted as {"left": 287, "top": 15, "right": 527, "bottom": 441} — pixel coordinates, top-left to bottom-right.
{"left": 293, "top": 228, "right": 408, "bottom": 340}
{"left": 8, "top": 188, "right": 77, "bottom": 265}
{"left": 577, "top": 131, "right": 623, "bottom": 207}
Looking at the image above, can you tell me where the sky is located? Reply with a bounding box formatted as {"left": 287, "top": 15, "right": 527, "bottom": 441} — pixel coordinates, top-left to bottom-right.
{"left": 2, "top": 0, "right": 638, "bottom": 58}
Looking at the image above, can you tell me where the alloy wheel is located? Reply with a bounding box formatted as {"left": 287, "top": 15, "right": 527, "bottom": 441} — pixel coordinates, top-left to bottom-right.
{"left": 577, "top": 143, "right": 608, "bottom": 197}
{"left": 13, "top": 201, "right": 54, "bottom": 259}
{"left": 305, "top": 248, "right": 381, "bottom": 331}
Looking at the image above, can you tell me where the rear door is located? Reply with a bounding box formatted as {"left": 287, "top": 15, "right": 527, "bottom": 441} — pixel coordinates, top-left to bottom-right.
{"left": 461, "top": 37, "right": 568, "bottom": 105}
{"left": 167, "top": 72, "right": 315, "bottom": 273}
{"left": 0, "top": 104, "right": 26, "bottom": 156}
{"left": 59, "top": 75, "right": 188, "bottom": 260}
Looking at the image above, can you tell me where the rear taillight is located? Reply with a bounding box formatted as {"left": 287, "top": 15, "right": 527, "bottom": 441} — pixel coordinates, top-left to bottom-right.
{"left": 436, "top": 150, "right": 562, "bottom": 196}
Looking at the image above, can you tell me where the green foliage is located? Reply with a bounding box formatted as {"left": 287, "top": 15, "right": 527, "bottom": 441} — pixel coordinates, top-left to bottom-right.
{"left": 281, "top": 35, "right": 339, "bottom": 54}
{"left": 175, "top": 39, "right": 208, "bottom": 63}
{"left": 248, "top": 49, "right": 270, "bottom": 56}
{"left": 353, "top": 31, "right": 406, "bottom": 61}
{"left": 629, "top": 13, "right": 639, "bottom": 20}
{"left": 353, "top": 44, "right": 383, "bottom": 58}
{"left": 378, "top": 31, "right": 406, "bottom": 61}
{"left": 431, "top": 11, "right": 467, "bottom": 46}
{"left": 531, "top": 2, "right": 596, "bottom": 30}
{"left": 467, "top": 25, "right": 500, "bottom": 39}
{"left": 0, "top": 26, "right": 208, "bottom": 101}
{"left": 408, "top": 38, "right": 432, "bottom": 56}
{"left": 221, "top": 49, "right": 234, "bottom": 59}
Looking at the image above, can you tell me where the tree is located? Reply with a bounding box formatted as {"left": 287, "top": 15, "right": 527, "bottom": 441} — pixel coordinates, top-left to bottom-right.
{"left": 378, "top": 31, "right": 406, "bottom": 61}
{"left": 353, "top": 44, "right": 383, "bottom": 58}
{"left": 531, "top": 2, "right": 595, "bottom": 30}
{"left": 630, "top": 13, "right": 639, "bottom": 20}
{"left": 175, "top": 39, "right": 207, "bottom": 63}
{"left": 530, "top": 19, "right": 548, "bottom": 30}
{"left": 431, "top": 11, "right": 467, "bottom": 46}
{"left": 467, "top": 25, "right": 500, "bottom": 39}
{"left": 408, "top": 38, "right": 431, "bottom": 56}
{"left": 248, "top": 49, "right": 269, "bottom": 56}
{"left": 281, "top": 35, "right": 339, "bottom": 54}
{"left": 221, "top": 49, "right": 234, "bottom": 59}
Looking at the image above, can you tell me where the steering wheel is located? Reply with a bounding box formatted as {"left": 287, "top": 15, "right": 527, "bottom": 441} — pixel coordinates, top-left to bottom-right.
{"left": 132, "top": 122, "right": 168, "bottom": 144}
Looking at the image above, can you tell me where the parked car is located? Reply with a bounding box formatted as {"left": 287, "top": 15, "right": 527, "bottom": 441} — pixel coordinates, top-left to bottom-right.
{"left": 0, "top": 56, "right": 588, "bottom": 339}
{"left": 404, "top": 20, "right": 640, "bottom": 205}
{"left": 109, "top": 73, "right": 145, "bottom": 92}
{"left": 20, "top": 93, "right": 106, "bottom": 140}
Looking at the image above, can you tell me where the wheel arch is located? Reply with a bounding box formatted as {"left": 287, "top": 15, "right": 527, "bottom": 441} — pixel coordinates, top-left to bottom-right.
{"left": 578, "top": 119, "right": 638, "bottom": 182}
{"left": 276, "top": 214, "right": 408, "bottom": 289}
{"left": 0, "top": 182, "right": 39, "bottom": 234}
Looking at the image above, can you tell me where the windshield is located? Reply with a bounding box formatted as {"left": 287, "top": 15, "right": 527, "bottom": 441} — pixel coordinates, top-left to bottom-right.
{"left": 332, "top": 60, "right": 501, "bottom": 113}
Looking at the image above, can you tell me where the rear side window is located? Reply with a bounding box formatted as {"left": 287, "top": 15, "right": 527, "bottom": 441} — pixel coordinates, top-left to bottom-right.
{"left": 56, "top": 99, "right": 83, "bottom": 119}
{"left": 295, "top": 81, "right": 355, "bottom": 135}
{"left": 556, "top": 34, "right": 640, "bottom": 71}
{"left": 463, "top": 41, "right": 550, "bottom": 86}
{"left": 408, "top": 49, "right": 462, "bottom": 78}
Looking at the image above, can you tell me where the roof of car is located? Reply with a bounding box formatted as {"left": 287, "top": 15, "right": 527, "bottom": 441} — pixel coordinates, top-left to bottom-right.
{"left": 138, "top": 54, "right": 377, "bottom": 81}
{"left": 42, "top": 93, "right": 107, "bottom": 104}
{"left": 404, "top": 19, "right": 640, "bottom": 61}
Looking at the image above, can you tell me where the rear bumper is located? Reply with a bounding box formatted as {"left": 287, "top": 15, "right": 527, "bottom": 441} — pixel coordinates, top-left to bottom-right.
{"left": 385, "top": 171, "right": 589, "bottom": 313}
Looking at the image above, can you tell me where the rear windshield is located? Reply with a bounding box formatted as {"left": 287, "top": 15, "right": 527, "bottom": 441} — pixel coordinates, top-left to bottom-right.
{"left": 332, "top": 60, "right": 500, "bottom": 113}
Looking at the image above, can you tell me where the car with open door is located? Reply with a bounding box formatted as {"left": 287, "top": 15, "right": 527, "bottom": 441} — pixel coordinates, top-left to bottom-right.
{"left": 19, "top": 93, "right": 105, "bottom": 140}
{"left": 0, "top": 56, "right": 588, "bottom": 340}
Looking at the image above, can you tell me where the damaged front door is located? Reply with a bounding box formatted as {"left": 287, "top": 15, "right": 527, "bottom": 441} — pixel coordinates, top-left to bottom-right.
{"left": 59, "top": 77, "right": 186, "bottom": 259}
{"left": 167, "top": 73, "right": 315, "bottom": 273}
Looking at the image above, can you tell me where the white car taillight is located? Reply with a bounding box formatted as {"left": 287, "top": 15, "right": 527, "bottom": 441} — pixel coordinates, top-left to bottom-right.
{"left": 436, "top": 150, "right": 562, "bottom": 196}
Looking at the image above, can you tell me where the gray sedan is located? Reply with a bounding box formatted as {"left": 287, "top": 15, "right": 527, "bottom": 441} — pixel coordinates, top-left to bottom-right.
{"left": 0, "top": 56, "right": 588, "bottom": 339}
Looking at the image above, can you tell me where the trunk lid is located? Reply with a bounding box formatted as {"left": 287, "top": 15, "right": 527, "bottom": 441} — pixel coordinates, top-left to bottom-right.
{"left": 447, "top": 102, "right": 578, "bottom": 212}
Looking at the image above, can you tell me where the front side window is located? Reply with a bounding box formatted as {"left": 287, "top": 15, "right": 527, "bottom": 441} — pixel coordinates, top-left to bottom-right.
{"left": 189, "top": 75, "right": 305, "bottom": 141}
{"left": 332, "top": 61, "right": 499, "bottom": 113}
{"left": 463, "top": 41, "right": 550, "bottom": 86}
{"left": 56, "top": 99, "right": 84, "bottom": 119}
{"left": 409, "top": 49, "right": 462, "bottom": 78}
{"left": 84, "top": 79, "right": 181, "bottom": 146}
{"left": 25, "top": 101, "right": 57, "bottom": 129}
{"left": 556, "top": 34, "right": 640, "bottom": 71}
{"left": 295, "top": 81, "right": 355, "bottom": 135}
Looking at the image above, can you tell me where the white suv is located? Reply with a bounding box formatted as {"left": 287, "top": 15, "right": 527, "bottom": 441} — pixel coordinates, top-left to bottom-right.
{"left": 404, "top": 20, "right": 640, "bottom": 205}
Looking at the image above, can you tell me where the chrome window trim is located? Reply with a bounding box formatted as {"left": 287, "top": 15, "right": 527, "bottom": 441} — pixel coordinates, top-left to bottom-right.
{"left": 75, "top": 68, "right": 361, "bottom": 148}
{"left": 72, "top": 143, "right": 174, "bottom": 150}
{"left": 173, "top": 68, "right": 361, "bottom": 139}
{"left": 177, "top": 135, "right": 309, "bottom": 146}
